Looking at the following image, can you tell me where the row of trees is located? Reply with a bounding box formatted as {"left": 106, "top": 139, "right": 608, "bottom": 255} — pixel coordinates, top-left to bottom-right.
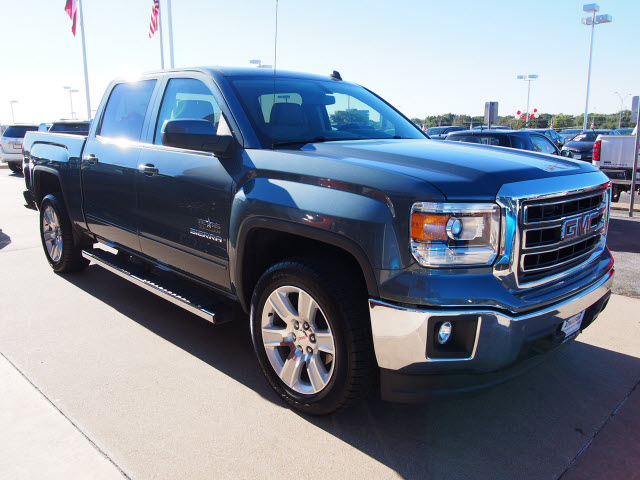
{"left": 410, "top": 110, "right": 634, "bottom": 130}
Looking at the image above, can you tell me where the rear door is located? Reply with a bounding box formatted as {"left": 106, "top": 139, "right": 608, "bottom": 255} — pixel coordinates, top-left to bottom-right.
{"left": 81, "top": 78, "right": 159, "bottom": 251}
{"left": 136, "top": 74, "right": 237, "bottom": 290}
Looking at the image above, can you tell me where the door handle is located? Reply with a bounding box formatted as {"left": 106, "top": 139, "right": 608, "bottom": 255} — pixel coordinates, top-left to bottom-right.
{"left": 138, "top": 163, "right": 159, "bottom": 176}
{"left": 83, "top": 154, "right": 98, "bottom": 165}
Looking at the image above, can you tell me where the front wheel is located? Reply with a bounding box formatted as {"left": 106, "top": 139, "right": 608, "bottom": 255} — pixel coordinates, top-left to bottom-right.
{"left": 39, "top": 194, "right": 89, "bottom": 273}
{"left": 8, "top": 162, "right": 22, "bottom": 174}
{"left": 250, "top": 259, "right": 375, "bottom": 415}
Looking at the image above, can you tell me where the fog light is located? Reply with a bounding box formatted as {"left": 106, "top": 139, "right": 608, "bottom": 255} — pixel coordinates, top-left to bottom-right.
{"left": 438, "top": 322, "right": 452, "bottom": 344}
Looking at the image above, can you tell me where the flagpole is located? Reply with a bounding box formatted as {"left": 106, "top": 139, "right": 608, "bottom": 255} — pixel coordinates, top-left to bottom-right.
{"left": 78, "top": 0, "right": 92, "bottom": 120}
{"left": 167, "top": 0, "right": 175, "bottom": 68}
{"left": 158, "top": 0, "right": 165, "bottom": 69}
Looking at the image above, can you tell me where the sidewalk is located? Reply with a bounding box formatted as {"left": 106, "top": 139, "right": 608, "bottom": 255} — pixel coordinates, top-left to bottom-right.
{"left": 0, "top": 354, "right": 125, "bottom": 480}
{"left": 611, "top": 202, "right": 640, "bottom": 213}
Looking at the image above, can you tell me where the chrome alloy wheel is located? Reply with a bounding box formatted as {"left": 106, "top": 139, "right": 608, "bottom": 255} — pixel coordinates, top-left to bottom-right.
{"left": 42, "top": 205, "right": 63, "bottom": 263}
{"left": 261, "top": 286, "right": 336, "bottom": 395}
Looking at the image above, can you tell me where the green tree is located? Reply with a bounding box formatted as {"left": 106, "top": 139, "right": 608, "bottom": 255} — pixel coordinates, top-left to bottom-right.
{"left": 330, "top": 109, "right": 370, "bottom": 125}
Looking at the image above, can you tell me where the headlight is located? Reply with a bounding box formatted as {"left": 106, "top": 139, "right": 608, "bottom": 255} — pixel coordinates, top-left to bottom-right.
{"left": 410, "top": 202, "right": 501, "bottom": 267}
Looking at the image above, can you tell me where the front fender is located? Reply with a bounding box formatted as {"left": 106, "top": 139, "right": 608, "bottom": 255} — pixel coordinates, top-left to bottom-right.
{"left": 229, "top": 177, "right": 402, "bottom": 307}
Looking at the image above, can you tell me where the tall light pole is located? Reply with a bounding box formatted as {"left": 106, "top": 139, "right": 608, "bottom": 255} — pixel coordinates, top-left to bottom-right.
{"left": 9, "top": 101, "right": 18, "bottom": 123}
{"left": 517, "top": 74, "right": 538, "bottom": 128}
{"left": 63, "top": 86, "right": 79, "bottom": 120}
{"left": 613, "top": 91, "right": 631, "bottom": 129}
{"left": 582, "top": 4, "right": 612, "bottom": 131}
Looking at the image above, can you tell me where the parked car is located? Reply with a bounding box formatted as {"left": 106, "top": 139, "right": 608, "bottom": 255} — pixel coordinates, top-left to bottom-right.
{"left": 23, "top": 67, "right": 613, "bottom": 414}
{"left": 445, "top": 129, "right": 560, "bottom": 155}
{"left": 1, "top": 124, "right": 38, "bottom": 174}
{"left": 426, "top": 125, "right": 466, "bottom": 140}
{"left": 612, "top": 128, "right": 633, "bottom": 135}
{"left": 472, "top": 125, "right": 513, "bottom": 130}
{"left": 592, "top": 125, "right": 639, "bottom": 201}
{"left": 523, "top": 128, "right": 565, "bottom": 148}
{"left": 559, "top": 128, "right": 583, "bottom": 142}
{"left": 561, "top": 130, "right": 614, "bottom": 162}
{"left": 48, "top": 120, "right": 92, "bottom": 135}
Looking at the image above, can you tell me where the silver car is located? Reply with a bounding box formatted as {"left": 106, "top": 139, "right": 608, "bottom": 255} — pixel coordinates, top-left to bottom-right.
{"left": 1, "top": 124, "right": 38, "bottom": 174}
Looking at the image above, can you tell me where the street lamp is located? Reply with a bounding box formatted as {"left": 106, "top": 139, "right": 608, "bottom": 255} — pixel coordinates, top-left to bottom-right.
{"left": 63, "top": 86, "right": 79, "bottom": 120}
{"left": 9, "top": 100, "right": 18, "bottom": 123}
{"left": 582, "top": 4, "right": 612, "bottom": 131}
{"left": 613, "top": 91, "right": 631, "bottom": 129}
{"left": 517, "top": 74, "right": 538, "bottom": 128}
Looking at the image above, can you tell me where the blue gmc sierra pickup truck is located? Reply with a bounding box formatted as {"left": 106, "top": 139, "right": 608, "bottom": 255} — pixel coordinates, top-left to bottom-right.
{"left": 23, "top": 67, "right": 614, "bottom": 415}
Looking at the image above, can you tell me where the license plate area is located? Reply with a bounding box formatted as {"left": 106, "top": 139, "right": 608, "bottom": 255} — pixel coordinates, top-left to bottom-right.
{"left": 573, "top": 154, "right": 582, "bottom": 160}
{"left": 561, "top": 311, "right": 584, "bottom": 342}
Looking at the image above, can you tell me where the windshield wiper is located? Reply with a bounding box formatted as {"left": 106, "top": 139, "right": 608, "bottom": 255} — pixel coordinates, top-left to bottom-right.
{"left": 272, "top": 136, "right": 327, "bottom": 148}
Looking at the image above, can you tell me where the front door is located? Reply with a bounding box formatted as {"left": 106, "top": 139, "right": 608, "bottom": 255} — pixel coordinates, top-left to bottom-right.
{"left": 136, "top": 76, "right": 235, "bottom": 290}
{"left": 82, "top": 79, "right": 157, "bottom": 251}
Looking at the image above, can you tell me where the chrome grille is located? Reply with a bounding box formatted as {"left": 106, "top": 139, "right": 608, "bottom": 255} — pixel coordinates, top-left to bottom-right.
{"left": 518, "top": 189, "right": 608, "bottom": 285}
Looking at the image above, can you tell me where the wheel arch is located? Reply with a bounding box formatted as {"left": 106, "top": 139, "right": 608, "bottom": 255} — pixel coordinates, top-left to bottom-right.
{"left": 233, "top": 217, "right": 379, "bottom": 313}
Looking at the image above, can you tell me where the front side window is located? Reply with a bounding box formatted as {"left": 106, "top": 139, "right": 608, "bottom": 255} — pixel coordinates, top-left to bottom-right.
{"left": 229, "top": 77, "right": 425, "bottom": 147}
{"left": 154, "top": 78, "right": 229, "bottom": 145}
{"left": 99, "top": 80, "right": 156, "bottom": 141}
{"left": 530, "top": 135, "right": 557, "bottom": 154}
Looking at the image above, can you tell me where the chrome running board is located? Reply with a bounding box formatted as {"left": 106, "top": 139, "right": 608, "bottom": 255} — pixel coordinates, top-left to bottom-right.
{"left": 82, "top": 248, "right": 234, "bottom": 324}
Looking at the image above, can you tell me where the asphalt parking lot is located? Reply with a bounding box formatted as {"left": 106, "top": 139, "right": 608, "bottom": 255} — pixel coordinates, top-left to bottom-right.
{"left": 1, "top": 165, "right": 639, "bottom": 480}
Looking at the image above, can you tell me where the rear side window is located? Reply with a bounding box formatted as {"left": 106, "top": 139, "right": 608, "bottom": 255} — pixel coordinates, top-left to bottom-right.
{"left": 509, "top": 135, "right": 527, "bottom": 150}
{"left": 99, "top": 80, "right": 156, "bottom": 141}
{"left": 3, "top": 126, "right": 38, "bottom": 138}
{"left": 448, "top": 134, "right": 509, "bottom": 147}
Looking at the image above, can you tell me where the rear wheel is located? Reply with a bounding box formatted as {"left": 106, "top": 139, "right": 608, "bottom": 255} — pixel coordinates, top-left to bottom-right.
{"left": 250, "top": 259, "right": 375, "bottom": 415}
{"left": 39, "top": 194, "right": 89, "bottom": 273}
{"left": 8, "top": 162, "right": 22, "bottom": 174}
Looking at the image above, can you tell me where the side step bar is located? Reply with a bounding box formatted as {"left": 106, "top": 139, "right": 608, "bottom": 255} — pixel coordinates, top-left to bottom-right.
{"left": 82, "top": 249, "right": 234, "bottom": 324}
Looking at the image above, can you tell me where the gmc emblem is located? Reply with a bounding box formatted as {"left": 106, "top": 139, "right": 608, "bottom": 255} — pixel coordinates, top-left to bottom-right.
{"left": 562, "top": 212, "right": 601, "bottom": 240}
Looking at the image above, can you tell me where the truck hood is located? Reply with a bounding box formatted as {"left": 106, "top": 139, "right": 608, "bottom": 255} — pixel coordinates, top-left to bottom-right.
{"left": 300, "top": 139, "right": 594, "bottom": 200}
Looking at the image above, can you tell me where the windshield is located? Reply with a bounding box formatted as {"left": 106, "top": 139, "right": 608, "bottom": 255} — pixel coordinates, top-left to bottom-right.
{"left": 571, "top": 132, "right": 597, "bottom": 142}
{"left": 2, "top": 126, "right": 37, "bottom": 138}
{"left": 49, "top": 123, "right": 91, "bottom": 134}
{"left": 228, "top": 77, "right": 426, "bottom": 147}
{"left": 427, "top": 127, "right": 447, "bottom": 135}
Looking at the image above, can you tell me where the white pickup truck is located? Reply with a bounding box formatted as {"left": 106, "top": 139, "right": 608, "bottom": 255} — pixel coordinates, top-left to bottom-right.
{"left": 593, "top": 126, "right": 639, "bottom": 201}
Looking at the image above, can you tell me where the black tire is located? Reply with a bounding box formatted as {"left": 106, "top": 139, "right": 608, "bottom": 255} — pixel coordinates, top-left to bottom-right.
{"left": 8, "top": 162, "right": 22, "bottom": 174}
{"left": 250, "top": 259, "right": 375, "bottom": 415}
{"left": 39, "top": 194, "right": 89, "bottom": 273}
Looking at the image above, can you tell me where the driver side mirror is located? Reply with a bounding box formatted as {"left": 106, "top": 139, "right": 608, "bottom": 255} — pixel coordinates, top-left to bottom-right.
{"left": 161, "top": 119, "right": 235, "bottom": 157}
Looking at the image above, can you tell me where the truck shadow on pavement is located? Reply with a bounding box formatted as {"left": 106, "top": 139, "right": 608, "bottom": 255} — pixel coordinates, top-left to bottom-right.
{"left": 62, "top": 266, "right": 640, "bottom": 480}
{"left": 0, "top": 228, "right": 11, "bottom": 250}
{"left": 607, "top": 217, "right": 640, "bottom": 254}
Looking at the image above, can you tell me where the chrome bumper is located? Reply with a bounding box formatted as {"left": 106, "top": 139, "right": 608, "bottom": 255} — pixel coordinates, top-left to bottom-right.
{"left": 369, "top": 266, "right": 614, "bottom": 373}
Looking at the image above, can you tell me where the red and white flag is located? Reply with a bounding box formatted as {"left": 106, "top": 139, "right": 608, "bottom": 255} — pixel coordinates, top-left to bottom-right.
{"left": 149, "top": 0, "right": 160, "bottom": 38}
{"left": 65, "top": 0, "right": 78, "bottom": 36}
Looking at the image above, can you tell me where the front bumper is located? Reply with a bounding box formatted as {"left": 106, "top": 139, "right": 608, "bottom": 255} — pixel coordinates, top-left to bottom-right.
{"left": 369, "top": 265, "right": 614, "bottom": 402}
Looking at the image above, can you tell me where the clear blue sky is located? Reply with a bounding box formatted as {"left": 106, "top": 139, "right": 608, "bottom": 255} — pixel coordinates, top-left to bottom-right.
{"left": 0, "top": 0, "right": 638, "bottom": 125}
